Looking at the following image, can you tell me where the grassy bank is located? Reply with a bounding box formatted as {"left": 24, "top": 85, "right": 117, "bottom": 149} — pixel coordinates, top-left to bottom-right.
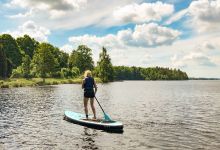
{"left": 0, "top": 77, "right": 102, "bottom": 88}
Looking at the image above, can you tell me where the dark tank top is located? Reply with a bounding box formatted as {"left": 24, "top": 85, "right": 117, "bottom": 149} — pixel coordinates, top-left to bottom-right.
{"left": 84, "top": 77, "right": 94, "bottom": 91}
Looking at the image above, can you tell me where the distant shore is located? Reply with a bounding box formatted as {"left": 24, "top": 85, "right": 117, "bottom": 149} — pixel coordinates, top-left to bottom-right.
{"left": 0, "top": 78, "right": 102, "bottom": 88}
{"left": 2, "top": 77, "right": 219, "bottom": 88}
{"left": 189, "top": 77, "right": 220, "bottom": 80}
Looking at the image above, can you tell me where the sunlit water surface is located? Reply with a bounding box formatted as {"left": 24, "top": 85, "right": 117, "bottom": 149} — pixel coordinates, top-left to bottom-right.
{"left": 0, "top": 81, "right": 220, "bottom": 150}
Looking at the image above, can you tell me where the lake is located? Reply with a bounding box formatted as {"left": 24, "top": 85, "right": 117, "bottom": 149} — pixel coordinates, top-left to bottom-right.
{"left": 0, "top": 81, "right": 220, "bottom": 150}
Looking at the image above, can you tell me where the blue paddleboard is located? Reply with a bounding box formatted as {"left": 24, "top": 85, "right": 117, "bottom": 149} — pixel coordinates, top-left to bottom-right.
{"left": 64, "top": 111, "right": 123, "bottom": 131}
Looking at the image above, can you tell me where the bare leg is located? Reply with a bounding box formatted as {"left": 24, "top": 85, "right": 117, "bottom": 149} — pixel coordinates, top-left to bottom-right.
{"left": 90, "top": 98, "right": 96, "bottom": 119}
{"left": 84, "top": 97, "right": 89, "bottom": 119}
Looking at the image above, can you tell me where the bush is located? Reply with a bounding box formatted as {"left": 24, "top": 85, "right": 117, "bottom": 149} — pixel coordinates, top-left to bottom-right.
{"left": 60, "top": 67, "right": 80, "bottom": 79}
{"left": 61, "top": 80, "right": 68, "bottom": 84}
{"left": 30, "top": 66, "right": 37, "bottom": 77}
{"left": 61, "top": 68, "right": 71, "bottom": 78}
{"left": 35, "top": 80, "right": 44, "bottom": 86}
{"left": 68, "top": 79, "right": 74, "bottom": 84}
{"left": 71, "top": 67, "right": 80, "bottom": 78}
{"left": 51, "top": 71, "right": 61, "bottom": 78}
{"left": 1, "top": 84, "right": 9, "bottom": 88}
{"left": 11, "top": 66, "right": 23, "bottom": 78}
{"left": 11, "top": 82, "right": 23, "bottom": 87}
{"left": 52, "top": 81, "right": 59, "bottom": 85}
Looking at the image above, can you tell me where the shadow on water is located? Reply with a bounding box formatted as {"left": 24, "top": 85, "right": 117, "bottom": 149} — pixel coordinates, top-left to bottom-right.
{"left": 79, "top": 127, "right": 123, "bottom": 150}
{"left": 79, "top": 127, "right": 99, "bottom": 150}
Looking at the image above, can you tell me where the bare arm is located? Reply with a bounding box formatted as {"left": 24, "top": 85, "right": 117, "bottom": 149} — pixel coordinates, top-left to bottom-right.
{"left": 94, "top": 80, "right": 97, "bottom": 94}
{"left": 82, "top": 79, "right": 85, "bottom": 89}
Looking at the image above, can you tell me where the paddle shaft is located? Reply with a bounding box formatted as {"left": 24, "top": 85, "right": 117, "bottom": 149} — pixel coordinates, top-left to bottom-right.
{"left": 94, "top": 96, "right": 106, "bottom": 115}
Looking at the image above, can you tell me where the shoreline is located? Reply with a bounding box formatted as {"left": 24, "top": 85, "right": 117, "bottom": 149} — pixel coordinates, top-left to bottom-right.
{"left": 0, "top": 78, "right": 102, "bottom": 88}
{"left": 1, "top": 78, "right": 219, "bottom": 88}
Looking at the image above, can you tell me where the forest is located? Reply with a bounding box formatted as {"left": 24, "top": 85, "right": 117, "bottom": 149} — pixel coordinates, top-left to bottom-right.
{"left": 0, "top": 34, "right": 188, "bottom": 83}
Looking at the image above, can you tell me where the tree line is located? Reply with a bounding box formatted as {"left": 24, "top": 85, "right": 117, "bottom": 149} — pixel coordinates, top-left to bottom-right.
{"left": 0, "top": 34, "right": 188, "bottom": 82}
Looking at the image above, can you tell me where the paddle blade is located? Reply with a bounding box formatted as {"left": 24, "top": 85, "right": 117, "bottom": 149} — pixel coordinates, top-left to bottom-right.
{"left": 104, "top": 113, "right": 113, "bottom": 122}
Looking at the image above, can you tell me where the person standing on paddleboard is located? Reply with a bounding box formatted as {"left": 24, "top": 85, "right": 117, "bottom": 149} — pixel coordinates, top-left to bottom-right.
{"left": 82, "top": 70, "right": 97, "bottom": 120}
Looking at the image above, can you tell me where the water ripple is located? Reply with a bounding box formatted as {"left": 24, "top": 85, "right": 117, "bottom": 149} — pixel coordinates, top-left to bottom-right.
{"left": 1, "top": 81, "right": 220, "bottom": 149}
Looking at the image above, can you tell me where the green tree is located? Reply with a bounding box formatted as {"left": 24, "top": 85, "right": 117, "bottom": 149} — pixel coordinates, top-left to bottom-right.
{"left": 61, "top": 68, "right": 72, "bottom": 78}
{"left": 21, "top": 55, "right": 31, "bottom": 78}
{"left": 96, "top": 47, "right": 114, "bottom": 82}
{"left": 0, "top": 34, "right": 22, "bottom": 76}
{"left": 16, "top": 35, "right": 39, "bottom": 58}
{"left": 31, "top": 43, "right": 58, "bottom": 81}
{"left": 0, "top": 44, "right": 7, "bottom": 78}
{"left": 60, "top": 67, "right": 80, "bottom": 78}
{"left": 50, "top": 47, "right": 61, "bottom": 72}
{"left": 45, "top": 47, "right": 69, "bottom": 77}
{"left": 11, "top": 66, "right": 23, "bottom": 78}
{"left": 11, "top": 55, "right": 31, "bottom": 78}
{"left": 57, "top": 50, "right": 69, "bottom": 69}
{"left": 71, "top": 67, "right": 80, "bottom": 78}
{"left": 69, "top": 45, "right": 94, "bottom": 73}
{"left": 68, "top": 50, "right": 78, "bottom": 68}
{"left": 113, "top": 66, "right": 188, "bottom": 80}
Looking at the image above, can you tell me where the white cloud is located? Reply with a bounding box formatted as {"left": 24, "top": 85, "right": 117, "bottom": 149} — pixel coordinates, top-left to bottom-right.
{"left": 171, "top": 52, "right": 216, "bottom": 68}
{"left": 7, "top": 0, "right": 87, "bottom": 11}
{"left": 129, "top": 23, "right": 181, "bottom": 47}
{"left": 7, "top": 9, "right": 33, "bottom": 18}
{"left": 140, "top": 53, "right": 152, "bottom": 64}
{"left": 169, "top": 33, "right": 220, "bottom": 73}
{"left": 165, "top": 0, "right": 220, "bottom": 33}
{"left": 188, "top": 0, "right": 220, "bottom": 33}
{"left": 2, "top": 20, "right": 50, "bottom": 41}
{"left": 212, "top": 56, "right": 220, "bottom": 65}
{"left": 113, "top": 2, "right": 174, "bottom": 24}
{"left": 6, "top": 0, "right": 87, "bottom": 20}
{"left": 68, "top": 23, "right": 181, "bottom": 49}
{"left": 5, "top": 0, "right": 129, "bottom": 29}
{"left": 60, "top": 44, "right": 74, "bottom": 53}
{"left": 165, "top": 8, "right": 188, "bottom": 25}
{"left": 194, "top": 41, "right": 217, "bottom": 53}
{"left": 69, "top": 34, "right": 120, "bottom": 49}
{"left": 202, "top": 42, "right": 216, "bottom": 50}
{"left": 49, "top": 10, "right": 67, "bottom": 19}
{"left": 5, "top": 0, "right": 176, "bottom": 29}
{"left": 165, "top": 0, "right": 220, "bottom": 34}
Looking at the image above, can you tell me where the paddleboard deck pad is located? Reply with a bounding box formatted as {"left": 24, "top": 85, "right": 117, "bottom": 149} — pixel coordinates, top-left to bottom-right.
{"left": 64, "top": 111, "right": 123, "bottom": 132}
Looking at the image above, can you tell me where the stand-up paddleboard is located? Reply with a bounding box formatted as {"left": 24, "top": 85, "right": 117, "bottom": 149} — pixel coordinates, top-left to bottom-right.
{"left": 64, "top": 111, "right": 123, "bottom": 132}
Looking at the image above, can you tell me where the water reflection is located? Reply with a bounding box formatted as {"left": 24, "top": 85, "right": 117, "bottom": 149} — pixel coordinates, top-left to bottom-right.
{"left": 80, "top": 127, "right": 99, "bottom": 150}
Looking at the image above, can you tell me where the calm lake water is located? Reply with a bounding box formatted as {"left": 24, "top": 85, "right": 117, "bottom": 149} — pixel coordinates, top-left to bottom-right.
{"left": 0, "top": 81, "right": 220, "bottom": 150}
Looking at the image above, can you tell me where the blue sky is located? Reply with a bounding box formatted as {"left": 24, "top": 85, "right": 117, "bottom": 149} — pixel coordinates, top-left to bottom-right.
{"left": 0, "top": 0, "right": 220, "bottom": 78}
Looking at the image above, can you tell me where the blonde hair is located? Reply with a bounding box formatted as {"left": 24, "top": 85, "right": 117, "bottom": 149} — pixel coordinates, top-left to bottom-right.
{"left": 84, "top": 70, "right": 92, "bottom": 78}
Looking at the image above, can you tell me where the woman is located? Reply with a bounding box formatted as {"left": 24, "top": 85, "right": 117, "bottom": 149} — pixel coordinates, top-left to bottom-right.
{"left": 82, "top": 70, "right": 97, "bottom": 120}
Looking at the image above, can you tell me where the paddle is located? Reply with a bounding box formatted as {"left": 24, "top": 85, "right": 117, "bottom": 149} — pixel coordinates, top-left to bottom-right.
{"left": 94, "top": 96, "right": 113, "bottom": 122}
